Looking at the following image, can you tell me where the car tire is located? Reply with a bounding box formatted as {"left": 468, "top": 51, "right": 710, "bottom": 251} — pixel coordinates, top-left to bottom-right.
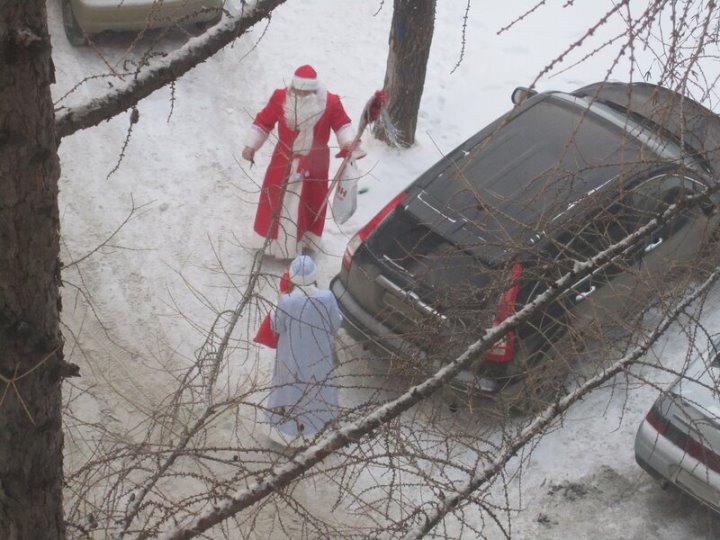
{"left": 62, "top": 0, "right": 86, "bottom": 46}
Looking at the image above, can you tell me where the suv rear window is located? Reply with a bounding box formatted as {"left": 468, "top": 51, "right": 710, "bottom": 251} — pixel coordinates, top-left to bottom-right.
{"left": 425, "top": 98, "right": 653, "bottom": 220}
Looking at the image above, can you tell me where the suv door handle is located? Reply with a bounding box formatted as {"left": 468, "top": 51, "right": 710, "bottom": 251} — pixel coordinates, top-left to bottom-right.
{"left": 575, "top": 285, "right": 596, "bottom": 303}
{"left": 644, "top": 237, "right": 663, "bottom": 253}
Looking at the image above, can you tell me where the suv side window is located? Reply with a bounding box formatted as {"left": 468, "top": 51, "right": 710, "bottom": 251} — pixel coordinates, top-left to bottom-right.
{"left": 627, "top": 174, "right": 704, "bottom": 234}
{"left": 561, "top": 198, "right": 635, "bottom": 282}
{"left": 571, "top": 202, "right": 631, "bottom": 256}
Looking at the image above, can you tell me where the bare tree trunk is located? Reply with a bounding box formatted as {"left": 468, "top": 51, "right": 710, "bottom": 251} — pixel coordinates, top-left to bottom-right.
{"left": 0, "top": 2, "right": 66, "bottom": 538}
{"left": 376, "top": 0, "right": 436, "bottom": 147}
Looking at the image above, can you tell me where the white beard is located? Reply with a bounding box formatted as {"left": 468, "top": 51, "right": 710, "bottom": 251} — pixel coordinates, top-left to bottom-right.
{"left": 284, "top": 90, "right": 326, "bottom": 156}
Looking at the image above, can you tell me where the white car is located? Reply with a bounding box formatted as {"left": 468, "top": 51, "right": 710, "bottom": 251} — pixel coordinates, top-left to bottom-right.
{"left": 635, "top": 340, "right": 720, "bottom": 513}
{"left": 61, "top": 0, "right": 223, "bottom": 46}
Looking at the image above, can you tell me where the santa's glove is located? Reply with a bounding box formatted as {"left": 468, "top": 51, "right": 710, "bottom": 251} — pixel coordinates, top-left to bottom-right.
{"left": 335, "top": 146, "right": 367, "bottom": 160}
{"left": 368, "top": 90, "right": 388, "bottom": 122}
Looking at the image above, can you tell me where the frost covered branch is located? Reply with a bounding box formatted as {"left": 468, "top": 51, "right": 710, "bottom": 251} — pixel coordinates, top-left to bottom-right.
{"left": 157, "top": 186, "right": 716, "bottom": 539}
{"left": 54, "top": 0, "right": 287, "bottom": 139}
{"left": 403, "top": 267, "right": 720, "bottom": 538}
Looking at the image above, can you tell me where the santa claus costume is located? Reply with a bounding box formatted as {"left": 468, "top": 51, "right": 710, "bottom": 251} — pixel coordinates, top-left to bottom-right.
{"left": 244, "top": 65, "right": 355, "bottom": 259}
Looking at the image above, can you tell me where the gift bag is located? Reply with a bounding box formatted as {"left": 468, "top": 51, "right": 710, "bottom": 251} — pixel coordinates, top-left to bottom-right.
{"left": 331, "top": 158, "right": 361, "bottom": 224}
{"left": 253, "top": 313, "right": 278, "bottom": 348}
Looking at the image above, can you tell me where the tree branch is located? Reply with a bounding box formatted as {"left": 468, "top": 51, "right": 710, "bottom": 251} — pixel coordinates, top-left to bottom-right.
{"left": 156, "top": 186, "right": 717, "bottom": 539}
{"left": 404, "top": 266, "right": 720, "bottom": 539}
{"left": 54, "top": 0, "right": 287, "bottom": 139}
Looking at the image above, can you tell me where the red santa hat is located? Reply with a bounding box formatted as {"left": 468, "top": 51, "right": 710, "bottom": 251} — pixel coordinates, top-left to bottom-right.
{"left": 291, "top": 64, "right": 319, "bottom": 91}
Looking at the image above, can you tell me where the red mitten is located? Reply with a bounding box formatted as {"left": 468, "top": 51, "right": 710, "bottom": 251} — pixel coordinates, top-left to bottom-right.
{"left": 368, "top": 90, "right": 387, "bottom": 122}
{"left": 335, "top": 147, "right": 351, "bottom": 159}
{"left": 254, "top": 272, "right": 291, "bottom": 349}
{"left": 335, "top": 146, "right": 366, "bottom": 159}
{"left": 279, "top": 271, "right": 292, "bottom": 293}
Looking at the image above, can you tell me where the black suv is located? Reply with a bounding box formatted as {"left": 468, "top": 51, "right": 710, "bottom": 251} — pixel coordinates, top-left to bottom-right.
{"left": 331, "top": 82, "right": 720, "bottom": 397}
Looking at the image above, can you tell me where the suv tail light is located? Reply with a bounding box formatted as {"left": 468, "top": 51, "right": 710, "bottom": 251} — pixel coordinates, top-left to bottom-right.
{"left": 342, "top": 191, "right": 407, "bottom": 271}
{"left": 485, "top": 262, "right": 523, "bottom": 363}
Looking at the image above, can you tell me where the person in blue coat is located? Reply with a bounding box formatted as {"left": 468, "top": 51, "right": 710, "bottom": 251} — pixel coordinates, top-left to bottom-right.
{"left": 267, "top": 255, "right": 343, "bottom": 444}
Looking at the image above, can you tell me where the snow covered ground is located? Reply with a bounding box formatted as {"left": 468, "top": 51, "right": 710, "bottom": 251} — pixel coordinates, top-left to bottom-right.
{"left": 49, "top": 1, "right": 720, "bottom": 538}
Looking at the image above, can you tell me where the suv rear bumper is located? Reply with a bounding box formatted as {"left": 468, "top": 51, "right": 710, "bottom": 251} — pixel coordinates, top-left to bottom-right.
{"left": 330, "top": 275, "right": 424, "bottom": 360}
{"left": 330, "top": 275, "right": 499, "bottom": 394}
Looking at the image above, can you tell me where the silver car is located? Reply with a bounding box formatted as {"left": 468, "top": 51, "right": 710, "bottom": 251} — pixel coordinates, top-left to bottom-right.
{"left": 635, "top": 339, "right": 720, "bottom": 513}
{"left": 62, "top": 0, "right": 223, "bottom": 46}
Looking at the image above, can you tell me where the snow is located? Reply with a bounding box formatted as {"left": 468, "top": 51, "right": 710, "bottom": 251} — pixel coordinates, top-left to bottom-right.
{"left": 48, "top": 0, "right": 720, "bottom": 538}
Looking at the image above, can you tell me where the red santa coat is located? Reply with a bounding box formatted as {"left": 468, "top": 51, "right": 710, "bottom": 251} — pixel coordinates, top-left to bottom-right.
{"left": 249, "top": 88, "right": 353, "bottom": 241}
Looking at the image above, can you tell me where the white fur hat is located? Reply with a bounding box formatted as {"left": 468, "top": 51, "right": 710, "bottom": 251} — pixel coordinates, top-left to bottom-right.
{"left": 289, "top": 255, "right": 317, "bottom": 286}
{"left": 291, "top": 64, "right": 319, "bottom": 91}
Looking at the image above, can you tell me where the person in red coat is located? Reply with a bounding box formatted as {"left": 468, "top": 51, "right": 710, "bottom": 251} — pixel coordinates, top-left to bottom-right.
{"left": 242, "top": 65, "right": 362, "bottom": 259}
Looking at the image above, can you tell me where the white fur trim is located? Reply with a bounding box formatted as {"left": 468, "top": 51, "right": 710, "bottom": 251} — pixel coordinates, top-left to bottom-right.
{"left": 291, "top": 75, "right": 319, "bottom": 91}
{"left": 336, "top": 123, "right": 355, "bottom": 148}
{"left": 260, "top": 165, "right": 303, "bottom": 259}
{"left": 290, "top": 270, "right": 317, "bottom": 287}
{"left": 284, "top": 90, "right": 326, "bottom": 156}
{"left": 244, "top": 124, "right": 269, "bottom": 150}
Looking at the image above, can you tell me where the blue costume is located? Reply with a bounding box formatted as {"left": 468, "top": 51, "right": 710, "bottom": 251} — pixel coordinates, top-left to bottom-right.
{"left": 267, "top": 256, "right": 342, "bottom": 439}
